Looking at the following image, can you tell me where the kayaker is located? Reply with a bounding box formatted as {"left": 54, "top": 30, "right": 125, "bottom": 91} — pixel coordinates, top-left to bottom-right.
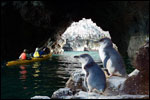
{"left": 19, "top": 49, "right": 28, "bottom": 60}
{"left": 33, "top": 47, "right": 41, "bottom": 58}
{"left": 39, "top": 48, "right": 45, "bottom": 55}
{"left": 43, "top": 47, "right": 50, "bottom": 54}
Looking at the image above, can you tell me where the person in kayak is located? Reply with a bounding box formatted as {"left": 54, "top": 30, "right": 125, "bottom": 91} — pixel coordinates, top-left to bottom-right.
{"left": 33, "top": 47, "right": 41, "bottom": 58}
{"left": 39, "top": 48, "right": 45, "bottom": 55}
{"left": 19, "top": 49, "right": 31, "bottom": 60}
{"left": 38, "top": 47, "right": 50, "bottom": 55}
{"left": 43, "top": 47, "right": 50, "bottom": 54}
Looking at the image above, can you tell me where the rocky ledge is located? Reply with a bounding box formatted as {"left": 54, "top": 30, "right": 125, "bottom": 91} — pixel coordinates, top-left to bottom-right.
{"left": 51, "top": 69, "right": 149, "bottom": 99}
{"left": 51, "top": 40, "right": 149, "bottom": 99}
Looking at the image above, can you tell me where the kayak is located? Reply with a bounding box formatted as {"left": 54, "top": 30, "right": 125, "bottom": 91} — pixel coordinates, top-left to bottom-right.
{"left": 6, "top": 53, "right": 52, "bottom": 66}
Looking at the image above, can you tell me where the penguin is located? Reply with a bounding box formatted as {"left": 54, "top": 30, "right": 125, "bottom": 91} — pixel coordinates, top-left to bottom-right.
{"left": 97, "top": 37, "right": 127, "bottom": 77}
{"left": 74, "top": 54, "right": 106, "bottom": 93}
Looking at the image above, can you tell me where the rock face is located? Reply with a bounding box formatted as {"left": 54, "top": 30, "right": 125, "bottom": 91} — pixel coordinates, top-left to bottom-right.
{"left": 52, "top": 18, "right": 119, "bottom": 54}
{"left": 121, "top": 40, "right": 149, "bottom": 95}
{"left": 51, "top": 68, "right": 149, "bottom": 99}
{"left": 1, "top": 1, "right": 149, "bottom": 61}
{"left": 109, "top": 1, "right": 149, "bottom": 58}
{"left": 66, "top": 69, "right": 86, "bottom": 92}
{"left": 61, "top": 18, "right": 111, "bottom": 51}
{"left": 127, "top": 36, "right": 148, "bottom": 59}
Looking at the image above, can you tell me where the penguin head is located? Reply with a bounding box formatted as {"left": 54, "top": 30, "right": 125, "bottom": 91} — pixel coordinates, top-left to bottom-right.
{"left": 99, "top": 37, "right": 113, "bottom": 48}
{"left": 74, "top": 54, "right": 94, "bottom": 65}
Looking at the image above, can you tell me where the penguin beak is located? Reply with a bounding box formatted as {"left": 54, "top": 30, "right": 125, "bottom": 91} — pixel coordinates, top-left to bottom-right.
{"left": 74, "top": 56, "right": 80, "bottom": 58}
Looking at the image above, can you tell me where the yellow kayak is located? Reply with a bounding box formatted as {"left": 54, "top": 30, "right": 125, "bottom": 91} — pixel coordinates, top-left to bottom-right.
{"left": 6, "top": 53, "right": 52, "bottom": 66}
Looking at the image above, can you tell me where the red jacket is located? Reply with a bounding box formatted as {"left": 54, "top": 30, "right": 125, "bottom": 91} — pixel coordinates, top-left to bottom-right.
{"left": 20, "top": 53, "right": 26, "bottom": 60}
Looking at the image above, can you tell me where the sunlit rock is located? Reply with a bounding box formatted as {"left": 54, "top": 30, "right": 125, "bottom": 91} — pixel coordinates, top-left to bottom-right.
{"left": 61, "top": 18, "right": 111, "bottom": 51}
{"left": 48, "top": 18, "right": 119, "bottom": 54}
{"left": 128, "top": 69, "right": 139, "bottom": 77}
{"left": 31, "top": 96, "right": 50, "bottom": 99}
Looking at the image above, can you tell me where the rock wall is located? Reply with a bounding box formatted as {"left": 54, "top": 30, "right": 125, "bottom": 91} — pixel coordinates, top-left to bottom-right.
{"left": 52, "top": 18, "right": 111, "bottom": 53}
{"left": 121, "top": 40, "right": 149, "bottom": 94}
{"left": 1, "top": 1, "right": 149, "bottom": 62}
{"left": 109, "top": 1, "right": 149, "bottom": 58}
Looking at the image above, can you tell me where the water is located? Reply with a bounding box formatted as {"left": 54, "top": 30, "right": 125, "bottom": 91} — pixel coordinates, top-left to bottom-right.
{"left": 1, "top": 51, "right": 134, "bottom": 99}
{"left": 1, "top": 51, "right": 101, "bottom": 99}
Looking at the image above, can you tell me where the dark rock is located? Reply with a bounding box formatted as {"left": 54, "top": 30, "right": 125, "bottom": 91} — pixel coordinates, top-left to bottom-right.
{"left": 121, "top": 41, "right": 149, "bottom": 95}
{"left": 1, "top": 1, "right": 149, "bottom": 63}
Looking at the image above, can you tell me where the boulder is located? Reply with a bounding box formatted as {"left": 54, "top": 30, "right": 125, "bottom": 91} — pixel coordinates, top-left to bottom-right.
{"left": 121, "top": 40, "right": 149, "bottom": 95}
{"left": 66, "top": 69, "right": 86, "bottom": 92}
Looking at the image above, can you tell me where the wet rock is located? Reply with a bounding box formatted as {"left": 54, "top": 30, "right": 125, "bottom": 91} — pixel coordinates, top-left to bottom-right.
{"left": 51, "top": 88, "right": 73, "bottom": 99}
{"left": 31, "top": 96, "right": 50, "bottom": 99}
{"left": 66, "top": 69, "right": 86, "bottom": 92}
{"left": 52, "top": 65, "right": 149, "bottom": 99}
{"left": 121, "top": 40, "right": 149, "bottom": 95}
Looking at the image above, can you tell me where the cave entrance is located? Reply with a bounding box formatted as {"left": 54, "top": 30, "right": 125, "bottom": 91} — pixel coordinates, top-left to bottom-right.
{"left": 60, "top": 18, "right": 111, "bottom": 52}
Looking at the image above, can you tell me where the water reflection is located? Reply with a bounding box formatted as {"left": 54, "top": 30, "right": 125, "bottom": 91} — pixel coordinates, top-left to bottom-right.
{"left": 19, "top": 66, "right": 27, "bottom": 80}
{"left": 18, "top": 62, "right": 42, "bottom": 95}
{"left": 2, "top": 51, "right": 100, "bottom": 99}
{"left": 32, "top": 62, "right": 41, "bottom": 78}
{"left": 19, "top": 65, "right": 28, "bottom": 90}
{"left": 32, "top": 62, "right": 41, "bottom": 92}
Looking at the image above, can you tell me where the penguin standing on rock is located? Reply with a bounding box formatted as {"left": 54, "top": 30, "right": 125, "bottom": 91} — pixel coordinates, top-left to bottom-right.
{"left": 97, "top": 37, "right": 127, "bottom": 77}
{"left": 74, "top": 54, "right": 106, "bottom": 93}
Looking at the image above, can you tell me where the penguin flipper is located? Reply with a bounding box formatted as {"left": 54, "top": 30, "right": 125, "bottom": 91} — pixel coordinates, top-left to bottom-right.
{"left": 103, "top": 52, "right": 110, "bottom": 68}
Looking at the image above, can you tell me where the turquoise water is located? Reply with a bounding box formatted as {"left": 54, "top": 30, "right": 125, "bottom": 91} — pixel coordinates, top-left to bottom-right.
{"left": 1, "top": 51, "right": 100, "bottom": 99}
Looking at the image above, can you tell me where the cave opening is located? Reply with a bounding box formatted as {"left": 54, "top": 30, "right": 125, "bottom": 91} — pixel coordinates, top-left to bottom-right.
{"left": 56, "top": 18, "right": 111, "bottom": 53}
{"left": 1, "top": 1, "right": 149, "bottom": 61}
